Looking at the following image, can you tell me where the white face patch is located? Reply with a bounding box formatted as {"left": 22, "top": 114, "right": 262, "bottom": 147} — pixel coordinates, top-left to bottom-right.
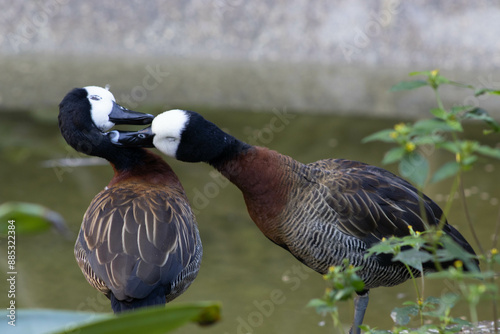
{"left": 84, "top": 86, "right": 116, "bottom": 131}
{"left": 151, "top": 109, "right": 190, "bottom": 158}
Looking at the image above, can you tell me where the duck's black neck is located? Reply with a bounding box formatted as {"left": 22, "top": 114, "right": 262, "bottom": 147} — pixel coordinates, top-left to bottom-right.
{"left": 59, "top": 111, "right": 148, "bottom": 172}
{"left": 98, "top": 141, "right": 150, "bottom": 171}
{"left": 174, "top": 112, "right": 252, "bottom": 165}
{"left": 207, "top": 135, "right": 252, "bottom": 168}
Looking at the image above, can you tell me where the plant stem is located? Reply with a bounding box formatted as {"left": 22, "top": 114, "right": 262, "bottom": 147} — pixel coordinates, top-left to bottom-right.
{"left": 431, "top": 172, "right": 461, "bottom": 271}
{"left": 438, "top": 173, "right": 461, "bottom": 230}
{"left": 331, "top": 311, "right": 344, "bottom": 334}
{"left": 434, "top": 88, "right": 445, "bottom": 111}
{"left": 404, "top": 263, "right": 424, "bottom": 325}
{"left": 417, "top": 188, "right": 431, "bottom": 229}
{"left": 490, "top": 207, "right": 500, "bottom": 334}
{"left": 458, "top": 176, "right": 485, "bottom": 255}
{"left": 492, "top": 206, "right": 500, "bottom": 250}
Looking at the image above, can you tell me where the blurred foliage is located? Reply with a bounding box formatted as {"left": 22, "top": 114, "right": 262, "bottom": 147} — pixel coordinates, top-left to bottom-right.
{"left": 311, "top": 70, "right": 500, "bottom": 334}
{"left": 53, "top": 302, "right": 221, "bottom": 334}
{"left": 0, "top": 202, "right": 70, "bottom": 237}
{"left": 8, "top": 302, "right": 221, "bottom": 334}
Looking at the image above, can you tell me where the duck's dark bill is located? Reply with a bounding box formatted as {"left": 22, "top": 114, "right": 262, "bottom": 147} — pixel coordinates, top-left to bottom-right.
{"left": 108, "top": 127, "right": 155, "bottom": 147}
{"left": 109, "top": 102, "right": 154, "bottom": 125}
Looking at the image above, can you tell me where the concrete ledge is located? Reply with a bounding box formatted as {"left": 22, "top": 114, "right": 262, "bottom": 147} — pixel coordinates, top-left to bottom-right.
{"left": 1, "top": 1, "right": 499, "bottom": 117}
{"left": 1, "top": 55, "right": 498, "bottom": 119}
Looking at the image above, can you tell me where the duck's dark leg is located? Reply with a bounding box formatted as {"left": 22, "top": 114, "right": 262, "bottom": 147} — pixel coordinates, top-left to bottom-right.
{"left": 350, "top": 290, "right": 369, "bottom": 334}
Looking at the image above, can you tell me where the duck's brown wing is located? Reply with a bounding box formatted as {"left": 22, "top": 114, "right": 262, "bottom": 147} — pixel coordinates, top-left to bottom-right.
{"left": 309, "top": 159, "right": 445, "bottom": 242}
{"left": 75, "top": 185, "right": 201, "bottom": 302}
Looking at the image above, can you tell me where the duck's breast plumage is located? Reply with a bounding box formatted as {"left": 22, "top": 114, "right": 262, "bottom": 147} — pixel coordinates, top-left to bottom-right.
{"left": 75, "top": 180, "right": 202, "bottom": 304}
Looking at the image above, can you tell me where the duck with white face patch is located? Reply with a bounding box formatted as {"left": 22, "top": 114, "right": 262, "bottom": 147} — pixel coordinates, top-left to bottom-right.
{"left": 86, "top": 85, "right": 153, "bottom": 131}
{"left": 59, "top": 89, "right": 202, "bottom": 313}
{"left": 109, "top": 108, "right": 479, "bottom": 334}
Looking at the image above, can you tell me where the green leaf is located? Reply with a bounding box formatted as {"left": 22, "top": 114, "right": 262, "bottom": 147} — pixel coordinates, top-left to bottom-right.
{"left": 431, "top": 161, "right": 460, "bottom": 183}
{"left": 440, "top": 236, "right": 479, "bottom": 272}
{"left": 307, "top": 299, "right": 338, "bottom": 314}
{"left": 54, "top": 302, "right": 221, "bottom": 334}
{"left": 475, "top": 144, "right": 500, "bottom": 159}
{"left": 366, "top": 239, "right": 399, "bottom": 256}
{"left": 450, "top": 317, "right": 473, "bottom": 327}
{"left": 390, "top": 80, "right": 428, "bottom": 92}
{"left": 413, "top": 118, "right": 455, "bottom": 134}
{"left": 362, "top": 129, "right": 395, "bottom": 143}
{"left": 413, "top": 134, "right": 445, "bottom": 146}
{"left": 399, "top": 152, "right": 429, "bottom": 188}
{"left": 447, "top": 119, "right": 463, "bottom": 132}
{"left": 393, "top": 248, "right": 433, "bottom": 271}
{"left": 450, "top": 105, "right": 474, "bottom": 115}
{"left": 366, "top": 235, "right": 426, "bottom": 258}
{"left": 390, "top": 305, "right": 419, "bottom": 325}
{"left": 306, "top": 298, "right": 328, "bottom": 308}
{"left": 429, "top": 108, "right": 449, "bottom": 119}
{"left": 0, "top": 202, "right": 70, "bottom": 237}
{"left": 462, "top": 155, "right": 478, "bottom": 167}
{"left": 474, "top": 88, "right": 500, "bottom": 96}
{"left": 432, "top": 75, "right": 451, "bottom": 87}
{"left": 409, "top": 71, "right": 431, "bottom": 77}
{"left": 382, "top": 147, "right": 406, "bottom": 164}
{"left": 464, "top": 108, "right": 500, "bottom": 133}
{"left": 438, "top": 141, "right": 459, "bottom": 154}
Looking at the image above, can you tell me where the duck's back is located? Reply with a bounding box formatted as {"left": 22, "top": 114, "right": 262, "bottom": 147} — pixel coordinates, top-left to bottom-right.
{"left": 75, "top": 175, "right": 202, "bottom": 311}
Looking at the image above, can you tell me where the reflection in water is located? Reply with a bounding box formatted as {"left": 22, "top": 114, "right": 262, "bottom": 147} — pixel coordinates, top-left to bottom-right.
{"left": 0, "top": 110, "right": 499, "bottom": 333}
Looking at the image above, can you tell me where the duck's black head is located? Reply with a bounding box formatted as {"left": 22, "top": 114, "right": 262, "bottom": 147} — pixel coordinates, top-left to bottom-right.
{"left": 58, "top": 86, "right": 154, "bottom": 168}
{"left": 109, "top": 109, "right": 251, "bottom": 165}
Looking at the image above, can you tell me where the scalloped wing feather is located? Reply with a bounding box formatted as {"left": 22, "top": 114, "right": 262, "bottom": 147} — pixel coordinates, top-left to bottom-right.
{"left": 76, "top": 185, "right": 200, "bottom": 301}
{"left": 308, "top": 159, "right": 443, "bottom": 244}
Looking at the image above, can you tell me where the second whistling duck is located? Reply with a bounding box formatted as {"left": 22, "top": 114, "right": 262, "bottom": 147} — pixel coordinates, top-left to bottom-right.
{"left": 58, "top": 92, "right": 202, "bottom": 313}
{"left": 109, "top": 109, "right": 478, "bottom": 331}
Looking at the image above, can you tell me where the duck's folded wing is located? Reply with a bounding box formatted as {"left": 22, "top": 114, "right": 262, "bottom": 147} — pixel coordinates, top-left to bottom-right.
{"left": 311, "top": 159, "right": 443, "bottom": 245}
{"left": 75, "top": 187, "right": 199, "bottom": 301}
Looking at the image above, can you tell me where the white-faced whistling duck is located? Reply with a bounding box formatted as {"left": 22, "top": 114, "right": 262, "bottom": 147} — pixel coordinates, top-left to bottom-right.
{"left": 109, "top": 109, "right": 479, "bottom": 332}
{"left": 58, "top": 91, "right": 202, "bottom": 313}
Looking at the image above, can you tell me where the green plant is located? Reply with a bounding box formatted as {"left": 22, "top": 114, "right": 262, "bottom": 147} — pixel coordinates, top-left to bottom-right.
{"left": 310, "top": 70, "right": 500, "bottom": 333}
{"left": 308, "top": 259, "right": 365, "bottom": 332}
{"left": 53, "top": 302, "right": 221, "bottom": 334}
{"left": 0, "top": 202, "right": 70, "bottom": 237}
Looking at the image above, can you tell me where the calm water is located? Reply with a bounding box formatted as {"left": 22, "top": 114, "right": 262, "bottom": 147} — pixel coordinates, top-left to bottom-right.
{"left": 1, "top": 109, "right": 499, "bottom": 333}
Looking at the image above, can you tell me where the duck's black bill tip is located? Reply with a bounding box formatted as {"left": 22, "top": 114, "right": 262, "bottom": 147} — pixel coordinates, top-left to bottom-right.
{"left": 109, "top": 102, "right": 154, "bottom": 125}
{"left": 107, "top": 127, "right": 155, "bottom": 148}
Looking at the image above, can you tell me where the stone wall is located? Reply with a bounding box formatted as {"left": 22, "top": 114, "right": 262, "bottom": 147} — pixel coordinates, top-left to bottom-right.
{"left": 1, "top": 0, "right": 499, "bottom": 117}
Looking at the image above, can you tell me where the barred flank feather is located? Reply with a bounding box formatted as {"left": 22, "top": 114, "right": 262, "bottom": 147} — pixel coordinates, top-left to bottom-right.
{"left": 216, "top": 149, "right": 479, "bottom": 290}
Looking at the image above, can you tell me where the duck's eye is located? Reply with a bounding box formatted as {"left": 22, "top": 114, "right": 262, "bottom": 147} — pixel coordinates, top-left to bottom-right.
{"left": 137, "top": 134, "right": 146, "bottom": 139}
{"left": 89, "top": 95, "right": 102, "bottom": 101}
